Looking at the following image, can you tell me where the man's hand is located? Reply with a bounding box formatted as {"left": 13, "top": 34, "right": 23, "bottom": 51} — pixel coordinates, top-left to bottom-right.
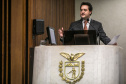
{"left": 58, "top": 27, "right": 64, "bottom": 38}
{"left": 113, "top": 43, "right": 117, "bottom": 45}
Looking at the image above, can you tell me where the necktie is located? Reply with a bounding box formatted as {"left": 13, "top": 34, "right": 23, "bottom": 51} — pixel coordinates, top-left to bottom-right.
{"left": 84, "top": 21, "right": 88, "bottom": 30}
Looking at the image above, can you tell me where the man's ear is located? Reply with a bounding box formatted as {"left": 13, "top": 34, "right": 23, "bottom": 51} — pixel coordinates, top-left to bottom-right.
{"left": 90, "top": 11, "right": 92, "bottom": 15}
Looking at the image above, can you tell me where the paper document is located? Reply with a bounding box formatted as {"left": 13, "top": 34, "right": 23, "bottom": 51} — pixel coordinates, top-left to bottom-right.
{"left": 107, "top": 35, "right": 120, "bottom": 45}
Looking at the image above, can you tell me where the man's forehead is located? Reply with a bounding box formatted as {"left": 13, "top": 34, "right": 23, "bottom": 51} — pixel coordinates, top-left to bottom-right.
{"left": 81, "top": 5, "right": 89, "bottom": 9}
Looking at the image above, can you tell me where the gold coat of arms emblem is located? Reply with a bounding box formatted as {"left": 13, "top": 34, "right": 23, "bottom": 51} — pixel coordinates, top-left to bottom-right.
{"left": 59, "top": 52, "right": 85, "bottom": 84}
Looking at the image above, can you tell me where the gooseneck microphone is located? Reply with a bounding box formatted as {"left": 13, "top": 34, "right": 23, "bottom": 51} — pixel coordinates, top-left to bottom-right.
{"left": 87, "top": 18, "right": 100, "bottom": 45}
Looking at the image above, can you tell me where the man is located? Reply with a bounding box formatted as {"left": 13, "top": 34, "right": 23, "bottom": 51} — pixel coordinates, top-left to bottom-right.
{"left": 58, "top": 2, "right": 112, "bottom": 45}
{"left": 68, "top": 67, "right": 76, "bottom": 79}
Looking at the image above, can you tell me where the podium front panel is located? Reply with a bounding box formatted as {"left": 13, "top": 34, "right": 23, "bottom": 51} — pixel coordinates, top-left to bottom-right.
{"left": 32, "top": 45, "right": 124, "bottom": 84}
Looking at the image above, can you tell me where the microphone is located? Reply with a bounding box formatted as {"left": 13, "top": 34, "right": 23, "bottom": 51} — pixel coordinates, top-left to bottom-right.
{"left": 87, "top": 18, "right": 100, "bottom": 45}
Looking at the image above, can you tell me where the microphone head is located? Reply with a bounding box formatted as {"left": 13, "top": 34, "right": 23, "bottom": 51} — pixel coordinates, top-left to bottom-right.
{"left": 87, "top": 18, "right": 89, "bottom": 22}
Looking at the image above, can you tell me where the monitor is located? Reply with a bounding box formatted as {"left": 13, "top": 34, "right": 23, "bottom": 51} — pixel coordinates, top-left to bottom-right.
{"left": 63, "top": 30, "right": 97, "bottom": 45}
{"left": 46, "top": 26, "right": 57, "bottom": 45}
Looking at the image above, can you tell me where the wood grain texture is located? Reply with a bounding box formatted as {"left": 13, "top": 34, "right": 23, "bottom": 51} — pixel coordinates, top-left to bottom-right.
{"left": 32, "top": 0, "right": 75, "bottom": 45}
{"left": 2, "top": 0, "right": 75, "bottom": 84}
{"left": 11, "top": 0, "right": 26, "bottom": 84}
{"left": 2, "top": 0, "right": 4, "bottom": 84}
{"left": 6, "top": 0, "right": 8, "bottom": 84}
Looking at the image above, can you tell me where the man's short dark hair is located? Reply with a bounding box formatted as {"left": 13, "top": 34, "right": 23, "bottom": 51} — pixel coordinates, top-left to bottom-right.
{"left": 80, "top": 2, "right": 93, "bottom": 15}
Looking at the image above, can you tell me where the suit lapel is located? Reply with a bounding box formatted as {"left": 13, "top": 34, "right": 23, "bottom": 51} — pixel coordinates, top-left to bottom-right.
{"left": 89, "top": 19, "right": 95, "bottom": 30}
{"left": 78, "top": 20, "right": 83, "bottom": 30}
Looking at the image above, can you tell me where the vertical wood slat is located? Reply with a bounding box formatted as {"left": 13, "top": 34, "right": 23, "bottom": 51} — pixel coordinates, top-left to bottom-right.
{"left": 28, "top": 0, "right": 34, "bottom": 84}
{"left": 56, "top": 0, "right": 61, "bottom": 45}
{"left": 6, "top": 0, "right": 8, "bottom": 84}
{"left": 35, "top": 0, "right": 43, "bottom": 45}
{"left": 52, "top": 0, "right": 57, "bottom": 43}
{"left": 22, "top": 0, "right": 26, "bottom": 84}
{"left": 60, "top": 0, "right": 64, "bottom": 29}
{"left": 2, "top": 0, "right": 4, "bottom": 84}
{"left": 64, "top": 0, "right": 66, "bottom": 30}
{"left": 1, "top": 0, "right": 13, "bottom": 84}
{"left": 32, "top": 0, "right": 36, "bottom": 47}
{"left": 11, "top": 0, "right": 26, "bottom": 84}
{"left": 2, "top": 0, "right": 8, "bottom": 84}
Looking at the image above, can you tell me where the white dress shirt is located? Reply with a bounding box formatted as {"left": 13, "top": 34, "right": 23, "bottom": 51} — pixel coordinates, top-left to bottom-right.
{"left": 82, "top": 18, "right": 91, "bottom": 30}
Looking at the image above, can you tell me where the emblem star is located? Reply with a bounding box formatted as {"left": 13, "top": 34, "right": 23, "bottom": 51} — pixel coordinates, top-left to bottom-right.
{"left": 60, "top": 52, "right": 85, "bottom": 61}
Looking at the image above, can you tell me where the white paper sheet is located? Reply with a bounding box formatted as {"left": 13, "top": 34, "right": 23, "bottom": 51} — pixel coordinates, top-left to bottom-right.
{"left": 107, "top": 35, "right": 120, "bottom": 45}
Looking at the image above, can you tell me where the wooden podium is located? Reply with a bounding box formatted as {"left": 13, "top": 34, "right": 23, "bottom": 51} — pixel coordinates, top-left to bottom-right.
{"left": 32, "top": 45, "right": 124, "bottom": 84}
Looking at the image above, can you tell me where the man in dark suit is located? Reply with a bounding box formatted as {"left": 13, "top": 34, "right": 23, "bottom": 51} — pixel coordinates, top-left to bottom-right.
{"left": 58, "top": 2, "right": 111, "bottom": 45}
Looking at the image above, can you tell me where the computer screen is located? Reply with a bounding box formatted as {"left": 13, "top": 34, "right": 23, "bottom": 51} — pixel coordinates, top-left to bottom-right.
{"left": 46, "top": 26, "right": 57, "bottom": 45}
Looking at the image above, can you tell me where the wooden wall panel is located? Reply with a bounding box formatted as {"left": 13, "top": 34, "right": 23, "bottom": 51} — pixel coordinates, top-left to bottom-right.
{"left": 28, "top": 0, "right": 34, "bottom": 84}
{"left": 1, "top": 0, "right": 4, "bottom": 84}
{"left": 1, "top": 0, "right": 75, "bottom": 84}
{"left": 56, "top": 0, "right": 60, "bottom": 45}
{"left": 2, "top": 0, "right": 10, "bottom": 84}
{"left": 11, "top": 0, "right": 26, "bottom": 84}
{"left": 32, "top": 0, "right": 75, "bottom": 45}
{"left": 52, "top": 0, "right": 57, "bottom": 43}
{"left": 1, "top": 0, "right": 4, "bottom": 83}
{"left": 6, "top": 0, "right": 9, "bottom": 83}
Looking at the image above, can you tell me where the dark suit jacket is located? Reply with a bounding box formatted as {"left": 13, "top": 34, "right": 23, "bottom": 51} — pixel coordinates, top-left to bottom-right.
{"left": 69, "top": 19, "right": 111, "bottom": 45}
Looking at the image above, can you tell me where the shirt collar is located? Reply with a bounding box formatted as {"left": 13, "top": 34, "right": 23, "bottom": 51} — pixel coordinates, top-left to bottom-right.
{"left": 82, "top": 17, "right": 91, "bottom": 23}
